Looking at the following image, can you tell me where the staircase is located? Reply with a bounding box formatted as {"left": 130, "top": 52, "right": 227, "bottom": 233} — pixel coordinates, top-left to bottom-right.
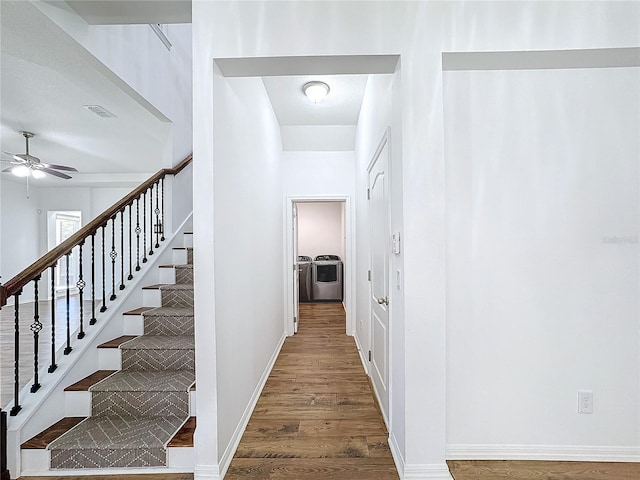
{"left": 21, "top": 233, "right": 195, "bottom": 472}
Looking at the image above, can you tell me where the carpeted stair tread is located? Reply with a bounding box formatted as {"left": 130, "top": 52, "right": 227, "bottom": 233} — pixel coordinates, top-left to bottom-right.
{"left": 120, "top": 335, "right": 194, "bottom": 351}
{"left": 159, "top": 283, "right": 193, "bottom": 291}
{"left": 48, "top": 416, "right": 184, "bottom": 469}
{"left": 142, "top": 306, "right": 194, "bottom": 317}
{"left": 90, "top": 370, "right": 194, "bottom": 393}
{"left": 48, "top": 416, "right": 184, "bottom": 449}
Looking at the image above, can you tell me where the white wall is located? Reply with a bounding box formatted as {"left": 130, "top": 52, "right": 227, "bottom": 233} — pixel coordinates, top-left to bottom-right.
{"left": 34, "top": 0, "right": 193, "bottom": 165}
{"left": 192, "top": 16, "right": 287, "bottom": 470}
{"left": 297, "top": 202, "right": 344, "bottom": 260}
{"left": 1, "top": 179, "right": 41, "bottom": 301}
{"left": 193, "top": 1, "right": 640, "bottom": 477}
{"left": 444, "top": 64, "right": 640, "bottom": 453}
{"left": 282, "top": 151, "right": 355, "bottom": 196}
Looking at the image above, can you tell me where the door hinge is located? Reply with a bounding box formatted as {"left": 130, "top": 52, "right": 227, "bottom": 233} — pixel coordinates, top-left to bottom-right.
{"left": 367, "top": 188, "right": 370, "bottom": 200}
{"left": 368, "top": 350, "right": 372, "bottom": 362}
{"left": 367, "top": 270, "right": 371, "bottom": 281}
{"left": 293, "top": 263, "right": 297, "bottom": 271}
{"left": 294, "top": 316, "right": 297, "bottom": 324}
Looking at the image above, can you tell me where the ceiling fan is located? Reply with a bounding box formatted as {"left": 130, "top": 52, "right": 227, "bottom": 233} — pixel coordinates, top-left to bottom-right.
{"left": 1, "top": 131, "right": 78, "bottom": 179}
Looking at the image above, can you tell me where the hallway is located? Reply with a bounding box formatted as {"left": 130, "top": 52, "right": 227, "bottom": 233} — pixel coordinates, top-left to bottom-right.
{"left": 225, "top": 302, "right": 398, "bottom": 479}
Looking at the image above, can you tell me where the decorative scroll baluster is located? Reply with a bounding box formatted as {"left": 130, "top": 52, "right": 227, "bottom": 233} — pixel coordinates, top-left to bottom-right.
{"left": 90, "top": 233, "right": 97, "bottom": 325}
{"left": 48, "top": 266, "right": 57, "bottom": 373}
{"left": 135, "top": 198, "right": 141, "bottom": 271}
{"left": 128, "top": 204, "right": 133, "bottom": 281}
{"left": 110, "top": 217, "right": 117, "bottom": 301}
{"left": 142, "top": 192, "right": 148, "bottom": 263}
{"left": 148, "top": 185, "right": 154, "bottom": 256}
{"left": 10, "top": 292, "right": 22, "bottom": 416}
{"left": 160, "top": 176, "right": 165, "bottom": 242}
{"left": 154, "top": 180, "right": 160, "bottom": 248}
{"left": 77, "top": 242, "right": 86, "bottom": 339}
{"left": 30, "top": 276, "right": 43, "bottom": 393}
{"left": 100, "top": 225, "right": 107, "bottom": 313}
{"left": 63, "top": 253, "right": 72, "bottom": 355}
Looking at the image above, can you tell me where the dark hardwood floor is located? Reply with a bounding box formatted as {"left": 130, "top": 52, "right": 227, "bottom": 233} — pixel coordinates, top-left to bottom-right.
{"left": 447, "top": 460, "right": 640, "bottom": 479}
{"left": 225, "top": 302, "right": 398, "bottom": 480}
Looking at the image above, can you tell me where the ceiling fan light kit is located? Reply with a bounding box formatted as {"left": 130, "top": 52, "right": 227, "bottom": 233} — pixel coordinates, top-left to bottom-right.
{"left": 1, "top": 130, "right": 78, "bottom": 180}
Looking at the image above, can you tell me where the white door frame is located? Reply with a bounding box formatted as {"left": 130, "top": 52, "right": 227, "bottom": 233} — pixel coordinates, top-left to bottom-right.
{"left": 284, "top": 195, "right": 355, "bottom": 336}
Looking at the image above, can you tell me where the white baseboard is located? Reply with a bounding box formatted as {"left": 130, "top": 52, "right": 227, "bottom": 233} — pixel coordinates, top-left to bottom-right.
{"left": 389, "top": 431, "right": 404, "bottom": 477}
{"left": 217, "top": 333, "right": 287, "bottom": 477}
{"left": 193, "top": 464, "right": 221, "bottom": 479}
{"left": 404, "top": 463, "right": 454, "bottom": 479}
{"left": 353, "top": 331, "right": 369, "bottom": 375}
{"left": 446, "top": 444, "right": 640, "bottom": 462}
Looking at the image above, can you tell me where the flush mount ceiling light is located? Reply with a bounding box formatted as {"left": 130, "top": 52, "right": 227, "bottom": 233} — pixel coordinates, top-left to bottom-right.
{"left": 303, "top": 81, "right": 330, "bottom": 103}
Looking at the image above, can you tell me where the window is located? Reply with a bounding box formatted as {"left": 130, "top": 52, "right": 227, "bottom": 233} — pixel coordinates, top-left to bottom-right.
{"left": 49, "top": 211, "right": 82, "bottom": 293}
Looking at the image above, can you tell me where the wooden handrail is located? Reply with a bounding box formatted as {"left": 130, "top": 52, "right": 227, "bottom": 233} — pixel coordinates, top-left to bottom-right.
{"left": 0, "top": 154, "right": 192, "bottom": 307}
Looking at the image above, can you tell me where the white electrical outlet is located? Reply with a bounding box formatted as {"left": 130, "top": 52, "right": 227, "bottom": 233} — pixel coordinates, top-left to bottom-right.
{"left": 578, "top": 390, "right": 593, "bottom": 414}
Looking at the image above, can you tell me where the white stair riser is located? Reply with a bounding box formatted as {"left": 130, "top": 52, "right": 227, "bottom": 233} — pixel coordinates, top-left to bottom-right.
{"left": 159, "top": 267, "right": 177, "bottom": 285}
{"left": 172, "top": 249, "right": 188, "bottom": 265}
{"left": 98, "top": 349, "right": 121, "bottom": 370}
{"left": 183, "top": 233, "right": 193, "bottom": 248}
{"left": 167, "top": 446, "right": 194, "bottom": 468}
{"left": 21, "top": 449, "right": 49, "bottom": 475}
{"left": 65, "top": 391, "right": 92, "bottom": 417}
{"left": 124, "top": 315, "right": 145, "bottom": 335}
{"left": 142, "top": 289, "right": 162, "bottom": 307}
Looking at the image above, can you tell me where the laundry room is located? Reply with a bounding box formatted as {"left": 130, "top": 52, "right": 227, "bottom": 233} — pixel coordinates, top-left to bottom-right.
{"left": 296, "top": 201, "right": 345, "bottom": 302}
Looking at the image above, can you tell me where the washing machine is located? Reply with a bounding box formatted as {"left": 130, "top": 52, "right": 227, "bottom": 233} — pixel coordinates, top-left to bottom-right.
{"left": 312, "top": 255, "right": 343, "bottom": 301}
{"left": 297, "top": 255, "right": 313, "bottom": 302}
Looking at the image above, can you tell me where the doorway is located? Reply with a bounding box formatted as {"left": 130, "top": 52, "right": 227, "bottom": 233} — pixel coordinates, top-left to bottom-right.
{"left": 285, "top": 196, "right": 354, "bottom": 336}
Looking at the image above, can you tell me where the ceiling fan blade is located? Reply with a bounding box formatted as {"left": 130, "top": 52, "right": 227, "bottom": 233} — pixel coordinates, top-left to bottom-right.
{"left": 41, "top": 167, "right": 72, "bottom": 179}
{"left": 2, "top": 167, "right": 15, "bottom": 173}
{"left": 42, "top": 164, "right": 78, "bottom": 172}
{"left": 1, "top": 151, "right": 24, "bottom": 162}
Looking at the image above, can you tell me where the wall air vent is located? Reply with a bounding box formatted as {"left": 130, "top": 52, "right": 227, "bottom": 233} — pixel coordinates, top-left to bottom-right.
{"left": 83, "top": 105, "right": 116, "bottom": 118}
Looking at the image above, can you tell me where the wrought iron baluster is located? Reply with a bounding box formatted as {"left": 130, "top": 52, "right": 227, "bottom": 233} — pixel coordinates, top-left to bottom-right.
{"left": 154, "top": 180, "right": 160, "bottom": 248}
{"left": 90, "top": 233, "right": 97, "bottom": 325}
{"left": 148, "top": 185, "right": 154, "bottom": 256}
{"left": 128, "top": 204, "right": 133, "bottom": 280}
{"left": 10, "top": 291, "right": 22, "bottom": 416}
{"left": 30, "top": 276, "right": 43, "bottom": 393}
{"left": 100, "top": 225, "right": 107, "bottom": 312}
{"left": 119, "top": 211, "right": 125, "bottom": 290}
{"left": 135, "top": 197, "right": 141, "bottom": 271}
{"left": 142, "top": 192, "right": 148, "bottom": 263}
{"left": 160, "top": 176, "right": 165, "bottom": 242}
{"left": 63, "top": 253, "right": 72, "bottom": 355}
{"left": 110, "top": 217, "right": 117, "bottom": 301}
{"left": 48, "top": 265, "right": 57, "bottom": 373}
{"left": 77, "top": 242, "right": 86, "bottom": 339}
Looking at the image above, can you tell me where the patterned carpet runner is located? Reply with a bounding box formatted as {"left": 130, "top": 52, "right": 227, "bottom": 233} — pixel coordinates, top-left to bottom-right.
{"left": 48, "top": 252, "right": 194, "bottom": 469}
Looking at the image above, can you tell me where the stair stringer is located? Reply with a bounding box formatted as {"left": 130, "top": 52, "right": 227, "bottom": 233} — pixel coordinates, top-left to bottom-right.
{"left": 8, "top": 214, "right": 193, "bottom": 479}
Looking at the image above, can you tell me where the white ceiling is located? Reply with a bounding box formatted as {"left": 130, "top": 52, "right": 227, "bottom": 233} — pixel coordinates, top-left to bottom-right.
{"left": 1, "top": 1, "right": 170, "bottom": 186}
{"left": 263, "top": 75, "right": 368, "bottom": 127}
{"left": 65, "top": 0, "right": 191, "bottom": 25}
{"left": 218, "top": 55, "right": 398, "bottom": 152}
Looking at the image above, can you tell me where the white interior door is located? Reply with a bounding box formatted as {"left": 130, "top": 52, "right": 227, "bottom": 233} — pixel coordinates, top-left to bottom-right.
{"left": 292, "top": 203, "right": 299, "bottom": 333}
{"left": 368, "top": 134, "right": 390, "bottom": 421}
